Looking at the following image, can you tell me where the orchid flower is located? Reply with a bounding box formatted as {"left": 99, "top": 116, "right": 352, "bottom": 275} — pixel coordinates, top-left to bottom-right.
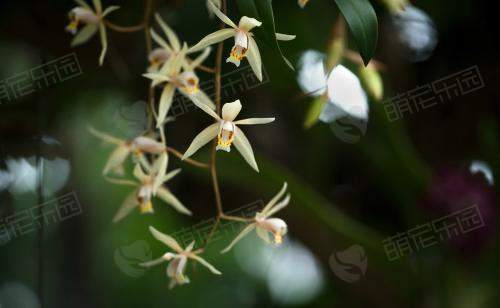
{"left": 189, "top": 1, "right": 296, "bottom": 81}
{"left": 297, "top": 51, "right": 369, "bottom": 125}
{"left": 148, "top": 14, "right": 212, "bottom": 73}
{"left": 221, "top": 183, "right": 290, "bottom": 253}
{"left": 66, "top": 0, "right": 120, "bottom": 65}
{"left": 109, "top": 155, "right": 191, "bottom": 222}
{"left": 141, "top": 226, "right": 222, "bottom": 289}
{"left": 182, "top": 99, "right": 274, "bottom": 172}
{"left": 88, "top": 126, "right": 165, "bottom": 175}
{"left": 143, "top": 46, "right": 215, "bottom": 128}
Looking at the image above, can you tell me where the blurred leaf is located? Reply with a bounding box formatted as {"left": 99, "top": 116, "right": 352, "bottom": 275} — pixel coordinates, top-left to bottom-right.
{"left": 236, "top": 0, "right": 294, "bottom": 69}
{"left": 334, "top": 0, "right": 378, "bottom": 65}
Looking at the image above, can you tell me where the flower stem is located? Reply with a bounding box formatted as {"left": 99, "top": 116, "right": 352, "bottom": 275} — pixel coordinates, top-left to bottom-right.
{"left": 202, "top": 0, "right": 227, "bottom": 248}
{"left": 210, "top": 0, "right": 226, "bottom": 214}
{"left": 220, "top": 214, "right": 254, "bottom": 223}
{"left": 105, "top": 20, "right": 145, "bottom": 32}
{"left": 166, "top": 147, "right": 209, "bottom": 169}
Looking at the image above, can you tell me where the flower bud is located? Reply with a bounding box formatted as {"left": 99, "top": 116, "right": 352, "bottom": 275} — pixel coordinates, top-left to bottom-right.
{"left": 358, "top": 64, "right": 383, "bottom": 101}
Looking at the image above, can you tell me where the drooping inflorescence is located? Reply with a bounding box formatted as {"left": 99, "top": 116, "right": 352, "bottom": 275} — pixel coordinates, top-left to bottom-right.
{"left": 69, "top": 0, "right": 293, "bottom": 288}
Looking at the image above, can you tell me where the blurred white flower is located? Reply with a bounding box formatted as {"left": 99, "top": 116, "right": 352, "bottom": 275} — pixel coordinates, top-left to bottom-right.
{"left": 234, "top": 239, "right": 324, "bottom": 305}
{"left": 392, "top": 5, "right": 438, "bottom": 62}
{"left": 297, "top": 50, "right": 327, "bottom": 96}
{"left": 470, "top": 160, "right": 494, "bottom": 186}
{"left": 322, "top": 64, "right": 368, "bottom": 122}
{"left": 297, "top": 50, "right": 369, "bottom": 123}
{"left": 3, "top": 157, "right": 38, "bottom": 194}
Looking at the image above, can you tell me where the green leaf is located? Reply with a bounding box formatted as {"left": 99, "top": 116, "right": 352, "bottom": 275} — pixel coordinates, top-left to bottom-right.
{"left": 334, "top": 0, "right": 378, "bottom": 65}
{"left": 236, "top": 0, "right": 294, "bottom": 70}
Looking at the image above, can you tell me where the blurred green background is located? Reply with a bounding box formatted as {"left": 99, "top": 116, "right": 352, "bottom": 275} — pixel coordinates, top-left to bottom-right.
{"left": 1, "top": 0, "right": 499, "bottom": 307}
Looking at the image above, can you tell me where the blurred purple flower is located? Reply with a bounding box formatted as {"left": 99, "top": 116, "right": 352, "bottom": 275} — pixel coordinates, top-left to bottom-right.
{"left": 422, "top": 165, "right": 496, "bottom": 257}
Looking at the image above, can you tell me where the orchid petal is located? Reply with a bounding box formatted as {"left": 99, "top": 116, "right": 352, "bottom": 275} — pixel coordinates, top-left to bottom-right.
{"left": 238, "top": 16, "right": 262, "bottom": 32}
{"left": 190, "top": 89, "right": 216, "bottom": 110}
{"left": 157, "top": 84, "right": 176, "bottom": 128}
{"left": 233, "top": 126, "right": 259, "bottom": 172}
{"left": 220, "top": 223, "right": 256, "bottom": 253}
{"left": 233, "top": 117, "right": 275, "bottom": 125}
{"left": 87, "top": 126, "right": 123, "bottom": 145}
{"left": 98, "top": 23, "right": 107, "bottom": 65}
{"left": 246, "top": 36, "right": 263, "bottom": 81}
{"left": 139, "top": 253, "right": 174, "bottom": 267}
{"left": 92, "top": 0, "right": 102, "bottom": 14}
{"left": 265, "top": 194, "right": 291, "bottom": 217}
{"left": 105, "top": 177, "right": 138, "bottom": 187}
{"left": 71, "top": 24, "right": 98, "bottom": 46}
{"left": 101, "top": 5, "right": 120, "bottom": 17}
{"left": 113, "top": 190, "right": 139, "bottom": 223}
{"left": 103, "top": 144, "right": 131, "bottom": 175}
{"left": 154, "top": 168, "right": 181, "bottom": 193}
{"left": 149, "top": 226, "right": 184, "bottom": 253}
{"left": 150, "top": 28, "right": 172, "bottom": 51}
{"left": 208, "top": 0, "right": 237, "bottom": 29}
{"left": 187, "top": 47, "right": 211, "bottom": 70}
{"left": 276, "top": 33, "right": 296, "bottom": 41}
{"left": 155, "top": 14, "right": 180, "bottom": 51}
{"left": 185, "top": 241, "right": 196, "bottom": 252}
{"left": 221, "top": 99, "right": 242, "bottom": 122}
{"left": 133, "top": 164, "right": 149, "bottom": 183}
{"left": 156, "top": 187, "right": 192, "bottom": 215}
{"left": 262, "top": 182, "right": 288, "bottom": 214}
{"left": 75, "top": 0, "right": 92, "bottom": 10}
{"left": 182, "top": 123, "right": 219, "bottom": 159}
{"left": 189, "top": 254, "right": 222, "bottom": 275}
{"left": 188, "top": 28, "right": 235, "bottom": 53}
{"left": 189, "top": 96, "right": 220, "bottom": 120}
{"left": 256, "top": 226, "right": 271, "bottom": 243}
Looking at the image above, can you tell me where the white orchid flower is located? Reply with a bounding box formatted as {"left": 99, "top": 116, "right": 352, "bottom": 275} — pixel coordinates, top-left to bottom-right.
{"left": 143, "top": 46, "right": 215, "bottom": 128}
{"left": 297, "top": 50, "right": 368, "bottom": 123}
{"left": 66, "top": 0, "right": 120, "bottom": 65}
{"left": 141, "top": 226, "right": 222, "bottom": 289}
{"left": 182, "top": 99, "right": 274, "bottom": 172}
{"left": 88, "top": 126, "right": 165, "bottom": 175}
{"left": 221, "top": 183, "right": 290, "bottom": 253}
{"left": 149, "top": 14, "right": 212, "bottom": 73}
{"left": 108, "top": 155, "right": 191, "bottom": 222}
{"left": 189, "top": 1, "right": 295, "bottom": 82}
